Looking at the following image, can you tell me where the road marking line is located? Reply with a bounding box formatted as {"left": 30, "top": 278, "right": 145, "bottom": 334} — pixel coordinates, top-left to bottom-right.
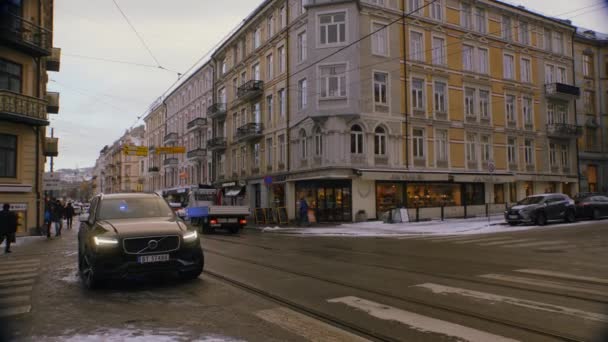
{"left": 430, "top": 236, "right": 488, "bottom": 242}
{"left": 413, "top": 283, "right": 608, "bottom": 323}
{"left": 0, "top": 268, "right": 38, "bottom": 276}
{"left": 0, "top": 295, "right": 30, "bottom": 305}
{"left": 535, "top": 245, "right": 578, "bottom": 251}
{"left": 515, "top": 269, "right": 608, "bottom": 285}
{"left": 0, "top": 259, "right": 40, "bottom": 266}
{"left": 503, "top": 241, "right": 567, "bottom": 248}
{"left": 255, "top": 307, "right": 371, "bottom": 342}
{"left": 0, "top": 286, "right": 32, "bottom": 296}
{"left": 478, "top": 239, "right": 535, "bottom": 246}
{"left": 0, "top": 273, "right": 37, "bottom": 282}
{"left": 0, "top": 305, "right": 31, "bottom": 317}
{"left": 327, "top": 296, "right": 518, "bottom": 342}
{"left": 453, "top": 237, "right": 515, "bottom": 244}
{"left": 0, "top": 264, "right": 39, "bottom": 271}
{"left": 479, "top": 274, "right": 608, "bottom": 297}
{"left": 0, "top": 279, "right": 35, "bottom": 288}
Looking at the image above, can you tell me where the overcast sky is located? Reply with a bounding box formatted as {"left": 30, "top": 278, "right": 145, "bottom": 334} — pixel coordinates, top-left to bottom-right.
{"left": 47, "top": 0, "right": 608, "bottom": 171}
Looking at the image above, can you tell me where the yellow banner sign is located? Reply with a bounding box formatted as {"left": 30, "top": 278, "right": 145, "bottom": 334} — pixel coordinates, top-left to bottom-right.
{"left": 155, "top": 146, "right": 186, "bottom": 154}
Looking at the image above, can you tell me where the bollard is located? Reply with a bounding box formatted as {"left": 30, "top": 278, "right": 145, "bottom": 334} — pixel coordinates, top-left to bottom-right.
{"left": 463, "top": 203, "right": 467, "bottom": 219}
{"left": 441, "top": 204, "right": 445, "bottom": 221}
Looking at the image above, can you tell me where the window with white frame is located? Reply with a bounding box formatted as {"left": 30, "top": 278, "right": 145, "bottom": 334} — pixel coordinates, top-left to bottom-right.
{"left": 553, "top": 32, "right": 563, "bottom": 54}
{"left": 374, "top": 126, "right": 386, "bottom": 155}
{"left": 463, "top": 44, "right": 474, "bottom": 71}
{"left": 549, "top": 143, "right": 557, "bottom": 165}
{"left": 436, "top": 129, "right": 448, "bottom": 162}
{"left": 240, "top": 146, "right": 246, "bottom": 171}
{"left": 314, "top": 127, "right": 323, "bottom": 156}
{"left": 481, "top": 135, "right": 491, "bottom": 162}
{"left": 410, "top": 31, "right": 424, "bottom": 61}
{"left": 252, "top": 63, "right": 260, "bottom": 80}
{"left": 409, "top": 0, "right": 422, "bottom": 15}
{"left": 280, "top": 5, "right": 286, "bottom": 28}
{"left": 507, "top": 137, "right": 517, "bottom": 164}
{"left": 524, "top": 139, "right": 534, "bottom": 165}
{"left": 503, "top": 54, "right": 514, "bottom": 79}
{"left": 298, "top": 78, "right": 308, "bottom": 110}
{"left": 372, "top": 22, "right": 388, "bottom": 56}
{"left": 218, "top": 87, "right": 226, "bottom": 103}
{"left": 411, "top": 78, "right": 424, "bottom": 111}
{"left": 266, "top": 138, "right": 273, "bottom": 167}
{"left": 278, "top": 46, "right": 285, "bottom": 73}
{"left": 320, "top": 64, "right": 347, "bottom": 98}
{"left": 521, "top": 58, "right": 531, "bottom": 83}
{"left": 267, "top": 15, "right": 274, "bottom": 39}
{"left": 253, "top": 143, "right": 260, "bottom": 168}
{"left": 374, "top": 72, "right": 388, "bottom": 105}
{"left": 279, "top": 134, "right": 286, "bottom": 164}
{"left": 557, "top": 67, "right": 566, "bottom": 83}
{"left": 278, "top": 88, "right": 286, "bottom": 118}
{"left": 503, "top": 16, "right": 512, "bottom": 41}
{"left": 506, "top": 94, "right": 516, "bottom": 122}
{"left": 479, "top": 90, "right": 489, "bottom": 119}
{"left": 561, "top": 144, "right": 569, "bottom": 167}
{"left": 434, "top": 81, "right": 446, "bottom": 113}
{"left": 584, "top": 90, "right": 594, "bottom": 114}
{"left": 430, "top": 0, "right": 442, "bottom": 21}
{"left": 231, "top": 150, "right": 237, "bottom": 173}
{"left": 411, "top": 128, "right": 425, "bottom": 159}
{"left": 254, "top": 27, "right": 261, "bottom": 49}
{"left": 465, "top": 87, "right": 475, "bottom": 117}
{"left": 478, "top": 47, "right": 488, "bottom": 74}
{"left": 319, "top": 12, "right": 346, "bottom": 46}
{"left": 350, "top": 125, "right": 364, "bottom": 154}
{"left": 583, "top": 54, "right": 592, "bottom": 77}
{"left": 544, "top": 29, "right": 552, "bottom": 52}
{"left": 369, "top": 0, "right": 385, "bottom": 5}
{"left": 266, "top": 54, "right": 273, "bottom": 80}
{"left": 240, "top": 71, "right": 247, "bottom": 85}
{"left": 241, "top": 108, "right": 246, "bottom": 126}
{"left": 523, "top": 97, "right": 533, "bottom": 126}
{"left": 466, "top": 133, "right": 477, "bottom": 162}
{"left": 547, "top": 102, "right": 555, "bottom": 124}
{"left": 297, "top": 31, "right": 307, "bottom": 62}
{"left": 300, "top": 130, "right": 307, "bottom": 159}
{"left": 220, "top": 59, "right": 227, "bottom": 75}
{"left": 253, "top": 102, "right": 261, "bottom": 124}
{"left": 266, "top": 95, "right": 273, "bottom": 125}
{"left": 461, "top": 3, "right": 473, "bottom": 30}
{"left": 474, "top": 7, "right": 486, "bottom": 33}
{"left": 519, "top": 21, "right": 529, "bottom": 45}
{"left": 432, "top": 37, "right": 446, "bottom": 65}
{"left": 545, "top": 64, "right": 554, "bottom": 83}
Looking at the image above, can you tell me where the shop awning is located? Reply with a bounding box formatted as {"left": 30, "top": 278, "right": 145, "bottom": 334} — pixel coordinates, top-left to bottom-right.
{"left": 359, "top": 171, "right": 449, "bottom": 182}
{"left": 225, "top": 187, "right": 244, "bottom": 197}
{"left": 452, "top": 174, "right": 515, "bottom": 183}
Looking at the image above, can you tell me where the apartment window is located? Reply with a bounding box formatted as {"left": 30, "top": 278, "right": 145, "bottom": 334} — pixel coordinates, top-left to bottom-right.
{"left": 479, "top": 90, "right": 489, "bottom": 119}
{"left": 502, "top": 16, "right": 512, "bottom": 41}
{"left": 466, "top": 133, "right": 477, "bottom": 162}
{"left": 240, "top": 71, "right": 247, "bottom": 85}
{"left": 519, "top": 22, "right": 529, "bottom": 45}
{"left": 254, "top": 27, "right": 261, "bottom": 49}
{"left": 240, "top": 146, "right": 247, "bottom": 171}
{"left": 220, "top": 59, "right": 227, "bottom": 76}
{"left": 298, "top": 78, "right": 308, "bottom": 110}
{"left": 374, "top": 126, "right": 386, "bottom": 155}
{"left": 266, "top": 54, "right": 273, "bottom": 80}
{"left": 319, "top": 12, "right": 346, "bottom": 45}
{"left": 465, "top": 87, "right": 475, "bottom": 117}
{"left": 218, "top": 87, "right": 226, "bottom": 103}
{"left": 370, "top": 0, "right": 385, "bottom": 5}
{"left": 544, "top": 29, "right": 552, "bottom": 52}
{"left": 372, "top": 22, "right": 388, "bottom": 56}
{"left": 474, "top": 7, "right": 486, "bottom": 33}
{"left": 481, "top": 135, "right": 491, "bottom": 162}
{"left": 583, "top": 54, "right": 593, "bottom": 77}
{"left": 409, "top": 0, "right": 422, "bottom": 15}
{"left": 432, "top": 37, "right": 446, "bottom": 65}
{"left": 561, "top": 144, "right": 569, "bottom": 167}
{"left": 521, "top": 58, "right": 531, "bottom": 83}
{"left": 280, "top": 5, "right": 286, "bottom": 28}
{"left": 412, "top": 128, "right": 425, "bottom": 158}
{"left": 241, "top": 108, "right": 247, "bottom": 126}
{"left": 266, "top": 95, "right": 273, "bottom": 124}
{"left": 230, "top": 150, "right": 236, "bottom": 174}
{"left": 524, "top": 139, "right": 534, "bottom": 165}
{"left": 300, "top": 131, "right": 307, "bottom": 159}
{"left": 545, "top": 64, "right": 554, "bottom": 83}
{"left": 267, "top": 15, "right": 274, "bottom": 39}
{"left": 253, "top": 102, "right": 261, "bottom": 124}
{"left": 434, "top": 81, "right": 446, "bottom": 113}
{"left": 374, "top": 72, "right": 388, "bottom": 105}
{"left": 252, "top": 63, "right": 260, "bottom": 80}
{"left": 278, "top": 88, "right": 286, "bottom": 118}
{"left": 297, "top": 31, "right": 307, "bottom": 62}
{"left": 461, "top": 3, "right": 473, "bottom": 30}
{"left": 557, "top": 67, "right": 566, "bottom": 83}
{"left": 0, "top": 134, "right": 17, "bottom": 177}
{"left": 549, "top": 143, "right": 557, "bottom": 165}
{"left": 232, "top": 113, "right": 238, "bottom": 137}
{"left": 478, "top": 48, "right": 488, "bottom": 74}
{"left": 553, "top": 32, "right": 563, "bottom": 54}
{"left": 523, "top": 97, "right": 533, "bottom": 126}
{"left": 430, "top": 0, "right": 442, "bottom": 21}
{"left": 314, "top": 128, "right": 323, "bottom": 156}
{"left": 436, "top": 129, "right": 448, "bottom": 162}
{"left": 503, "top": 54, "right": 514, "bottom": 79}
{"left": 506, "top": 95, "right": 516, "bottom": 122}
{"left": 266, "top": 138, "right": 273, "bottom": 167}
{"left": 253, "top": 143, "right": 260, "bottom": 168}
{"left": 320, "top": 64, "right": 347, "bottom": 98}
{"left": 350, "top": 125, "right": 364, "bottom": 154}
{"left": 0, "top": 60, "right": 21, "bottom": 92}
{"left": 278, "top": 46, "right": 285, "bottom": 73}
{"left": 279, "top": 134, "right": 286, "bottom": 164}
{"left": 411, "top": 78, "right": 424, "bottom": 111}
{"left": 410, "top": 31, "right": 424, "bottom": 61}
{"left": 584, "top": 91, "right": 594, "bottom": 114}
{"left": 463, "top": 44, "right": 474, "bottom": 71}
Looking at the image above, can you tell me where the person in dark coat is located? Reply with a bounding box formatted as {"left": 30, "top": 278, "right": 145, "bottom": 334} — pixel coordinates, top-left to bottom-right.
{"left": 298, "top": 196, "right": 309, "bottom": 226}
{"left": 51, "top": 200, "right": 63, "bottom": 237}
{"left": 65, "top": 202, "right": 75, "bottom": 230}
{"left": 0, "top": 203, "right": 17, "bottom": 253}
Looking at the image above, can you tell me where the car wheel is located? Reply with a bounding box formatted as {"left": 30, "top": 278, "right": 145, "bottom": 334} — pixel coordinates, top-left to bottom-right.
{"left": 536, "top": 212, "right": 547, "bottom": 226}
{"left": 80, "top": 251, "right": 101, "bottom": 289}
{"left": 565, "top": 210, "right": 576, "bottom": 223}
{"left": 592, "top": 209, "right": 601, "bottom": 220}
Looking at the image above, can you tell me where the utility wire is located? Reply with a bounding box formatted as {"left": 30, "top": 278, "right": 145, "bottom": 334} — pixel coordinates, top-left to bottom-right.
{"left": 63, "top": 53, "right": 180, "bottom": 74}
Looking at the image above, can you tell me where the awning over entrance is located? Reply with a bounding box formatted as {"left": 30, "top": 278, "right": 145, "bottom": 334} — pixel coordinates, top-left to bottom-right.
{"left": 225, "top": 187, "right": 244, "bottom": 197}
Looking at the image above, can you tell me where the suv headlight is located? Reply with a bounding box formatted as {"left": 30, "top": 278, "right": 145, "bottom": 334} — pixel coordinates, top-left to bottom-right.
{"left": 93, "top": 236, "right": 119, "bottom": 246}
{"left": 183, "top": 230, "right": 198, "bottom": 242}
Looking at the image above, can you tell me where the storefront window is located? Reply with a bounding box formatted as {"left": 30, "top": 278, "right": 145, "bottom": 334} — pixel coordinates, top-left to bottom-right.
{"left": 508, "top": 183, "right": 517, "bottom": 203}
{"left": 272, "top": 184, "right": 285, "bottom": 207}
{"left": 406, "top": 183, "right": 462, "bottom": 207}
{"left": 295, "top": 180, "right": 351, "bottom": 222}
{"left": 494, "top": 184, "right": 505, "bottom": 204}
{"left": 464, "top": 183, "right": 484, "bottom": 205}
{"left": 376, "top": 183, "right": 404, "bottom": 214}
{"left": 524, "top": 181, "right": 533, "bottom": 197}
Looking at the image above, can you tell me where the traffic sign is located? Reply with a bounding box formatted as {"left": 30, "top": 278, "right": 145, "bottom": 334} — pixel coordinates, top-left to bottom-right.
{"left": 155, "top": 146, "right": 186, "bottom": 154}
{"left": 488, "top": 160, "right": 496, "bottom": 173}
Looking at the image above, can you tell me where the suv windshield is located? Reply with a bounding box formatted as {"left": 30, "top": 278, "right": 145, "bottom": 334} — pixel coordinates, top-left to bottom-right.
{"left": 97, "top": 197, "right": 175, "bottom": 220}
{"left": 517, "top": 196, "right": 545, "bottom": 205}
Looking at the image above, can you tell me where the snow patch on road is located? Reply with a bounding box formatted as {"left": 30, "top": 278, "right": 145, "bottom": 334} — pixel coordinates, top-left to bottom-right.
{"left": 33, "top": 329, "right": 245, "bottom": 342}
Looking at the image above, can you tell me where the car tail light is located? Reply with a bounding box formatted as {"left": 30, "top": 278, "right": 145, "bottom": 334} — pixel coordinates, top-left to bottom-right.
{"left": 239, "top": 219, "right": 247, "bottom": 225}
{"left": 210, "top": 219, "right": 218, "bottom": 225}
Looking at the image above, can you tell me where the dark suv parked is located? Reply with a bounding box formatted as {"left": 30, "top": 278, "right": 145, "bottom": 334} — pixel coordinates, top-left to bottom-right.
{"left": 78, "top": 193, "right": 204, "bottom": 289}
{"left": 505, "top": 193, "right": 576, "bottom": 226}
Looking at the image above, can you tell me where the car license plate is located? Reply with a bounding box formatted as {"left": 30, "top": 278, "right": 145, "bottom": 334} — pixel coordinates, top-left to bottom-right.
{"left": 218, "top": 218, "right": 237, "bottom": 223}
{"left": 138, "top": 254, "right": 169, "bottom": 264}
{"left": 508, "top": 215, "right": 518, "bottom": 219}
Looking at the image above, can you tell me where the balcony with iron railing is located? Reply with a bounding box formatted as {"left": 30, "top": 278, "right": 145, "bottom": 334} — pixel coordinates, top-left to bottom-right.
{"left": 546, "top": 123, "right": 583, "bottom": 139}
{"left": 0, "top": 90, "right": 48, "bottom": 126}
{"left": 163, "top": 132, "right": 178, "bottom": 144}
{"left": 148, "top": 166, "right": 160, "bottom": 173}
{"left": 236, "top": 123, "right": 263, "bottom": 141}
{"left": 207, "top": 103, "right": 227, "bottom": 119}
{"left": 237, "top": 80, "right": 264, "bottom": 101}
{"left": 46, "top": 92, "right": 59, "bottom": 113}
{"left": 163, "top": 158, "right": 178, "bottom": 167}
{"left": 46, "top": 47, "right": 61, "bottom": 72}
{"left": 187, "top": 148, "right": 207, "bottom": 160}
{"left": 544, "top": 82, "right": 580, "bottom": 100}
{"left": 0, "top": 12, "right": 52, "bottom": 56}
{"left": 207, "top": 137, "right": 227, "bottom": 151}
{"left": 186, "top": 117, "right": 207, "bottom": 131}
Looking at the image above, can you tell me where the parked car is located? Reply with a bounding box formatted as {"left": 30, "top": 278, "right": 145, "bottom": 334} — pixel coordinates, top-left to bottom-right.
{"left": 505, "top": 193, "right": 576, "bottom": 226}
{"left": 77, "top": 193, "right": 204, "bottom": 289}
{"left": 574, "top": 193, "right": 608, "bottom": 220}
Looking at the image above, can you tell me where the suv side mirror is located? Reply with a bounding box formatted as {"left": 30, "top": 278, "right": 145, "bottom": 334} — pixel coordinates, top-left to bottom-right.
{"left": 79, "top": 213, "right": 90, "bottom": 222}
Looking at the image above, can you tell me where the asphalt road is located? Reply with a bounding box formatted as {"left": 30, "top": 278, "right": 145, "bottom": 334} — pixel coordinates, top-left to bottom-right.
{"left": 1, "top": 219, "right": 607, "bottom": 341}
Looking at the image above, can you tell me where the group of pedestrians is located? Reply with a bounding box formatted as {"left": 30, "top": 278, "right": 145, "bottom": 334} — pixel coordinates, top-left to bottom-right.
{"left": 44, "top": 199, "right": 75, "bottom": 239}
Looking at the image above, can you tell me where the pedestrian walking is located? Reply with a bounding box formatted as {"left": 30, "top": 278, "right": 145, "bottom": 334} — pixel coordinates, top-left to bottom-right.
{"left": 0, "top": 204, "right": 17, "bottom": 254}
{"left": 51, "top": 200, "right": 63, "bottom": 237}
{"left": 65, "top": 202, "right": 75, "bottom": 230}
{"left": 299, "top": 196, "right": 310, "bottom": 226}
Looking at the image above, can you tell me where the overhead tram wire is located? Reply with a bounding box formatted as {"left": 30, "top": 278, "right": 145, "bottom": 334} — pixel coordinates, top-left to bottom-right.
{"left": 62, "top": 53, "right": 180, "bottom": 74}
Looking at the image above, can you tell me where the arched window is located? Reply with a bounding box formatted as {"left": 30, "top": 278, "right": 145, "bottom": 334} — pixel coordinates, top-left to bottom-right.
{"left": 314, "top": 127, "right": 323, "bottom": 156}
{"left": 299, "top": 129, "right": 307, "bottom": 159}
{"left": 350, "top": 124, "right": 363, "bottom": 154}
{"left": 374, "top": 126, "right": 386, "bottom": 155}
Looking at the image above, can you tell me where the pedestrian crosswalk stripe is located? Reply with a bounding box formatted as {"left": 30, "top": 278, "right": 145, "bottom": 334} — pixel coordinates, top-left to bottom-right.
{"left": 515, "top": 269, "right": 608, "bottom": 285}
{"left": 453, "top": 237, "right": 514, "bottom": 244}
{"left": 0, "top": 286, "right": 32, "bottom": 296}
{"left": 0, "top": 295, "right": 30, "bottom": 305}
{"left": 478, "top": 239, "right": 535, "bottom": 246}
{"left": 0, "top": 279, "right": 35, "bottom": 288}
{"left": 0, "top": 273, "right": 38, "bottom": 281}
{"left": 478, "top": 274, "right": 608, "bottom": 297}
{"left": 413, "top": 283, "right": 608, "bottom": 323}
{"left": 327, "top": 296, "right": 517, "bottom": 342}
{"left": 0, "top": 268, "right": 38, "bottom": 276}
{"left": 504, "top": 241, "right": 567, "bottom": 248}
{"left": 0, "top": 305, "right": 31, "bottom": 318}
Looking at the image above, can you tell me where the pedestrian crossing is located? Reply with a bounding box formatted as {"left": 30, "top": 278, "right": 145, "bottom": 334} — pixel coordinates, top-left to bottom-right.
{"left": 0, "top": 258, "right": 39, "bottom": 318}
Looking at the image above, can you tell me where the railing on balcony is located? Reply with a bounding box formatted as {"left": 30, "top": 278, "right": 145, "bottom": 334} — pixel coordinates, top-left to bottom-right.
{"left": 163, "top": 132, "right": 178, "bottom": 144}
{"left": 148, "top": 166, "right": 159, "bottom": 173}
{"left": 544, "top": 83, "right": 581, "bottom": 99}
{"left": 187, "top": 117, "right": 207, "bottom": 131}
{"left": 0, "top": 90, "right": 48, "bottom": 125}
{"left": 187, "top": 148, "right": 207, "bottom": 160}
{"left": 207, "top": 137, "right": 227, "bottom": 150}
{"left": 237, "top": 80, "right": 264, "bottom": 100}
{"left": 0, "top": 13, "right": 52, "bottom": 56}
{"left": 546, "top": 123, "right": 583, "bottom": 139}
{"left": 163, "top": 158, "right": 178, "bottom": 167}
{"left": 207, "top": 103, "right": 227, "bottom": 118}
{"left": 46, "top": 92, "right": 59, "bottom": 113}
{"left": 47, "top": 47, "right": 61, "bottom": 72}
{"left": 44, "top": 137, "right": 58, "bottom": 157}
{"left": 236, "top": 123, "right": 263, "bottom": 141}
